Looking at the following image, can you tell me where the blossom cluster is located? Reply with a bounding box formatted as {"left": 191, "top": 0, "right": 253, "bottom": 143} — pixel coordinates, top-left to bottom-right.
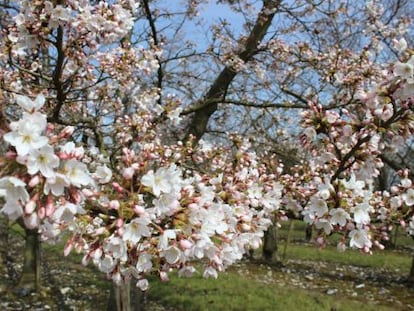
{"left": 66, "top": 138, "right": 283, "bottom": 290}
{"left": 295, "top": 49, "right": 414, "bottom": 252}
{"left": 0, "top": 94, "right": 93, "bottom": 238}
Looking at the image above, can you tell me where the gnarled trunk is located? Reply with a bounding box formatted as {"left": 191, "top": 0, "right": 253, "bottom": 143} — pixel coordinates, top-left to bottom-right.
{"left": 15, "top": 228, "right": 41, "bottom": 296}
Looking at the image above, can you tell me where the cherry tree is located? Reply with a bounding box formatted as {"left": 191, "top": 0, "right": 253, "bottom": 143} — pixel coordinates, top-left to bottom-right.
{"left": 0, "top": 1, "right": 414, "bottom": 311}
{"left": 0, "top": 1, "right": 284, "bottom": 308}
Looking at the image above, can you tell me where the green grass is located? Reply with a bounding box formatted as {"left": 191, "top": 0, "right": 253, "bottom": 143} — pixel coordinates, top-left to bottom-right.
{"left": 275, "top": 219, "right": 413, "bottom": 273}
{"left": 6, "top": 218, "right": 412, "bottom": 310}
{"left": 277, "top": 220, "right": 414, "bottom": 249}
{"left": 147, "top": 220, "right": 413, "bottom": 311}
{"left": 147, "top": 270, "right": 393, "bottom": 311}
{"left": 282, "top": 244, "right": 412, "bottom": 272}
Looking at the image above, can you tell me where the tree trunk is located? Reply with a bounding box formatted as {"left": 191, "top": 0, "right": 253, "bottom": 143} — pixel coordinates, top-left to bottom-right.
{"left": 305, "top": 224, "right": 312, "bottom": 242}
{"left": 107, "top": 279, "right": 145, "bottom": 311}
{"left": 408, "top": 251, "right": 414, "bottom": 285}
{"left": 0, "top": 215, "right": 10, "bottom": 293}
{"left": 15, "top": 228, "right": 41, "bottom": 296}
{"left": 262, "top": 224, "right": 277, "bottom": 262}
{"left": 0, "top": 215, "right": 8, "bottom": 266}
{"left": 282, "top": 220, "right": 294, "bottom": 261}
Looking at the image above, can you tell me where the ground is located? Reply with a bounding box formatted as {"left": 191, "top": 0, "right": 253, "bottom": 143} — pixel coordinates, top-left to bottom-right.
{"left": 1, "top": 223, "right": 414, "bottom": 310}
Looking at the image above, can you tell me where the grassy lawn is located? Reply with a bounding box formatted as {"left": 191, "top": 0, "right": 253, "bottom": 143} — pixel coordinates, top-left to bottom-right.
{"left": 147, "top": 220, "right": 414, "bottom": 311}
{"left": 147, "top": 269, "right": 394, "bottom": 311}
{"left": 283, "top": 244, "right": 412, "bottom": 272}
{"left": 5, "top": 220, "right": 413, "bottom": 310}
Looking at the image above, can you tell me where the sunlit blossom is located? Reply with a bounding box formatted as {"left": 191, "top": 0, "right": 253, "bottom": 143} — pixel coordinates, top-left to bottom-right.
{"left": 122, "top": 217, "right": 152, "bottom": 244}
{"left": 94, "top": 165, "right": 113, "bottom": 184}
{"left": 63, "top": 159, "right": 93, "bottom": 187}
{"left": 308, "top": 196, "right": 328, "bottom": 217}
{"left": 351, "top": 202, "right": 372, "bottom": 225}
{"left": 4, "top": 113, "right": 48, "bottom": 156}
{"left": 26, "top": 145, "right": 60, "bottom": 178}
{"left": 44, "top": 173, "right": 70, "bottom": 196}
{"left": 349, "top": 229, "right": 372, "bottom": 249}
{"left": 329, "top": 208, "right": 350, "bottom": 227}
{"left": 402, "top": 188, "right": 414, "bottom": 206}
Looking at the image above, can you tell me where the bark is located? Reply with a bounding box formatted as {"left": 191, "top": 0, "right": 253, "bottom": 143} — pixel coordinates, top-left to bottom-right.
{"left": 0, "top": 215, "right": 8, "bottom": 273}
{"left": 305, "top": 224, "right": 312, "bottom": 242}
{"left": 187, "top": 0, "right": 280, "bottom": 141}
{"left": 409, "top": 250, "right": 414, "bottom": 285}
{"left": 15, "top": 228, "right": 41, "bottom": 296}
{"left": 281, "top": 220, "right": 294, "bottom": 261}
{"left": 262, "top": 224, "right": 277, "bottom": 262}
{"left": 107, "top": 280, "right": 146, "bottom": 311}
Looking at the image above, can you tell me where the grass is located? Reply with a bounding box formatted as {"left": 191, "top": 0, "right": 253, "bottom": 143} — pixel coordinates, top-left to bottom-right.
{"left": 147, "top": 220, "right": 413, "bottom": 311}
{"left": 283, "top": 244, "right": 412, "bottom": 272}
{"left": 147, "top": 269, "right": 394, "bottom": 311}
{"left": 277, "top": 219, "right": 413, "bottom": 272}
{"left": 6, "top": 219, "right": 413, "bottom": 310}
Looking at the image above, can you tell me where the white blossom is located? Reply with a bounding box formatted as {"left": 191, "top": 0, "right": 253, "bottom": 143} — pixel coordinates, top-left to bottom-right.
{"left": 123, "top": 216, "right": 152, "bottom": 244}
{"left": 26, "top": 145, "right": 60, "bottom": 178}
{"left": 4, "top": 112, "right": 48, "bottom": 156}
{"left": 329, "top": 208, "right": 350, "bottom": 227}
{"left": 351, "top": 202, "right": 372, "bottom": 224}
{"left": 402, "top": 188, "right": 414, "bottom": 206}
{"left": 63, "top": 159, "right": 93, "bottom": 187}
{"left": 15, "top": 94, "right": 45, "bottom": 112}
{"left": 349, "top": 229, "right": 372, "bottom": 249}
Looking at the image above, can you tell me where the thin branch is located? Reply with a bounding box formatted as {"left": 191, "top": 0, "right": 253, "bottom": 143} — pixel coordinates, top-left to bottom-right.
{"left": 142, "top": 0, "right": 163, "bottom": 104}
{"left": 51, "top": 24, "right": 66, "bottom": 122}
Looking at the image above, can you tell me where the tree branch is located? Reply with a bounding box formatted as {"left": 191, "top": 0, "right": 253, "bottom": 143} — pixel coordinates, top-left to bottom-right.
{"left": 187, "top": 0, "right": 281, "bottom": 141}
{"left": 51, "top": 24, "right": 66, "bottom": 122}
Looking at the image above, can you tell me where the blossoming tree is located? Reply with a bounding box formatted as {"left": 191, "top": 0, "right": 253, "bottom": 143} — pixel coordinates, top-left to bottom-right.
{"left": 0, "top": 0, "right": 414, "bottom": 310}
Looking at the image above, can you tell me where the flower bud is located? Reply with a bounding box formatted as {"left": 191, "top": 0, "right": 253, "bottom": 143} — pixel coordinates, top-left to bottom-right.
{"left": 109, "top": 200, "right": 120, "bottom": 210}
{"left": 112, "top": 272, "right": 122, "bottom": 285}
{"left": 82, "top": 254, "right": 90, "bottom": 266}
{"left": 112, "top": 182, "right": 124, "bottom": 193}
{"left": 82, "top": 188, "right": 95, "bottom": 198}
{"left": 25, "top": 200, "right": 36, "bottom": 214}
{"left": 116, "top": 218, "right": 123, "bottom": 227}
{"left": 159, "top": 271, "right": 169, "bottom": 282}
{"left": 122, "top": 167, "right": 135, "bottom": 180}
{"left": 5, "top": 151, "right": 17, "bottom": 159}
{"left": 61, "top": 126, "right": 75, "bottom": 138}
{"left": 28, "top": 175, "right": 41, "bottom": 188}
{"left": 38, "top": 206, "right": 46, "bottom": 219}
{"left": 134, "top": 205, "right": 145, "bottom": 215}
{"left": 24, "top": 213, "right": 39, "bottom": 229}
{"left": 64, "top": 241, "right": 73, "bottom": 256}
{"left": 45, "top": 198, "right": 55, "bottom": 217}
{"left": 179, "top": 239, "right": 192, "bottom": 250}
{"left": 94, "top": 227, "right": 106, "bottom": 236}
